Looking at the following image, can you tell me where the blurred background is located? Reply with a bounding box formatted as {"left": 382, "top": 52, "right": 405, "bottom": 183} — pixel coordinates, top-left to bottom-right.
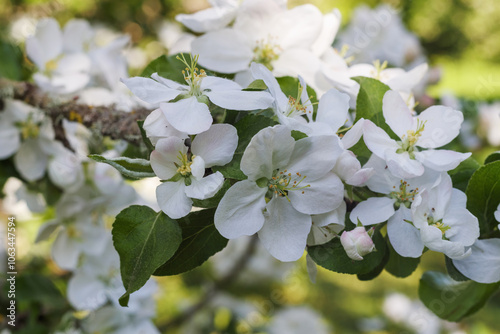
{"left": 1, "top": 0, "right": 500, "bottom": 333}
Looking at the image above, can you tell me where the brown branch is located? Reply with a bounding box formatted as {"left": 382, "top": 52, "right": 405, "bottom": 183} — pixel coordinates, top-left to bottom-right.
{"left": 0, "top": 79, "right": 153, "bottom": 148}
{"left": 157, "top": 235, "right": 259, "bottom": 333}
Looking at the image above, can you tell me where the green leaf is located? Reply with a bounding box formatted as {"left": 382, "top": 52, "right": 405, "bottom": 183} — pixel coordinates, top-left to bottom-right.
{"left": 89, "top": 154, "right": 155, "bottom": 180}
{"left": 154, "top": 208, "right": 228, "bottom": 276}
{"left": 308, "top": 229, "right": 387, "bottom": 275}
{"left": 357, "top": 245, "right": 389, "bottom": 281}
{"left": 0, "top": 158, "right": 20, "bottom": 198}
{"left": 465, "top": 160, "right": 500, "bottom": 236}
{"left": 291, "top": 130, "right": 308, "bottom": 141}
{"left": 448, "top": 156, "right": 480, "bottom": 192}
{"left": 0, "top": 40, "right": 23, "bottom": 80}
{"left": 244, "top": 79, "right": 268, "bottom": 91}
{"left": 137, "top": 120, "right": 155, "bottom": 154}
{"left": 141, "top": 53, "right": 192, "bottom": 83}
{"left": 213, "top": 114, "right": 276, "bottom": 180}
{"left": 384, "top": 239, "right": 420, "bottom": 278}
{"left": 352, "top": 76, "right": 397, "bottom": 139}
{"left": 418, "top": 271, "right": 500, "bottom": 321}
{"left": 485, "top": 151, "right": 500, "bottom": 164}
{"left": 192, "top": 179, "right": 231, "bottom": 209}
{"left": 445, "top": 256, "right": 470, "bottom": 282}
{"left": 112, "top": 205, "right": 182, "bottom": 306}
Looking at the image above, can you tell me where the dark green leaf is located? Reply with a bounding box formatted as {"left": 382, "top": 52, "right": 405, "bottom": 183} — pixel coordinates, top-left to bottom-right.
{"left": 291, "top": 130, "right": 308, "bottom": 141}
{"left": 357, "top": 244, "right": 389, "bottom": 281}
{"left": 485, "top": 151, "right": 500, "bottom": 164}
{"left": 137, "top": 120, "right": 155, "bottom": 154}
{"left": 308, "top": 229, "right": 387, "bottom": 275}
{"left": 89, "top": 154, "right": 155, "bottom": 180}
{"left": 112, "top": 205, "right": 182, "bottom": 306}
{"left": 352, "top": 76, "right": 397, "bottom": 139}
{"left": 0, "top": 158, "right": 20, "bottom": 198}
{"left": 15, "top": 274, "right": 65, "bottom": 306}
{"left": 154, "top": 208, "right": 228, "bottom": 276}
{"left": 384, "top": 239, "right": 420, "bottom": 278}
{"left": 141, "top": 53, "right": 195, "bottom": 83}
{"left": 448, "top": 156, "right": 480, "bottom": 192}
{"left": 213, "top": 114, "right": 276, "bottom": 180}
{"left": 419, "top": 271, "right": 500, "bottom": 321}
{"left": 465, "top": 160, "right": 500, "bottom": 236}
{"left": 192, "top": 179, "right": 231, "bottom": 209}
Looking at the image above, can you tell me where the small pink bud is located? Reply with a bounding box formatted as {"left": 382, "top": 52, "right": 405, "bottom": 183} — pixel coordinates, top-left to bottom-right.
{"left": 340, "top": 227, "right": 376, "bottom": 261}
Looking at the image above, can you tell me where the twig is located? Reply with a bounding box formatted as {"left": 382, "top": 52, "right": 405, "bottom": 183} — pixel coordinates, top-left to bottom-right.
{"left": 157, "top": 235, "right": 259, "bottom": 332}
{"left": 0, "top": 79, "right": 153, "bottom": 148}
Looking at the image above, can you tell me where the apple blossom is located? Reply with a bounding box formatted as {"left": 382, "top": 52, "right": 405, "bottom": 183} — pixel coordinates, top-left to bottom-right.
{"left": 363, "top": 90, "right": 471, "bottom": 179}
{"left": 122, "top": 54, "right": 273, "bottom": 134}
{"left": 340, "top": 226, "right": 376, "bottom": 261}
{"left": 215, "top": 125, "right": 344, "bottom": 261}
{"left": 151, "top": 124, "right": 237, "bottom": 219}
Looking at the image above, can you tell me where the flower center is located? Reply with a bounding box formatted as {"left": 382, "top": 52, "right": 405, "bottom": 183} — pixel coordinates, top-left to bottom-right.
{"left": 252, "top": 38, "right": 281, "bottom": 70}
{"left": 266, "top": 169, "right": 310, "bottom": 201}
{"left": 391, "top": 180, "right": 419, "bottom": 209}
{"left": 396, "top": 119, "right": 426, "bottom": 159}
{"left": 285, "top": 83, "right": 313, "bottom": 119}
{"left": 372, "top": 59, "right": 388, "bottom": 80}
{"left": 19, "top": 114, "right": 40, "bottom": 140}
{"left": 177, "top": 54, "right": 207, "bottom": 98}
{"left": 176, "top": 151, "right": 195, "bottom": 177}
{"left": 67, "top": 225, "right": 82, "bottom": 239}
{"left": 425, "top": 213, "right": 451, "bottom": 238}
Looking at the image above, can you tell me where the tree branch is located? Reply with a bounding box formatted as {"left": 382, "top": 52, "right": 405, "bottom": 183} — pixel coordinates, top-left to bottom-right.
{"left": 0, "top": 79, "right": 153, "bottom": 148}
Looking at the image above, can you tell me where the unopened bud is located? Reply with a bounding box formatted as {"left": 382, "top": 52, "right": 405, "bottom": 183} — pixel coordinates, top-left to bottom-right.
{"left": 340, "top": 227, "right": 376, "bottom": 261}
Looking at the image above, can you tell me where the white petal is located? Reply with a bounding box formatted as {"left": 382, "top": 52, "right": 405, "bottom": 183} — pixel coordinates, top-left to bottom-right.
{"left": 495, "top": 204, "right": 500, "bottom": 222}
{"left": 385, "top": 150, "right": 425, "bottom": 179}
{"left": 386, "top": 63, "right": 428, "bottom": 93}
{"left": 51, "top": 72, "right": 90, "bottom": 94}
{"left": 150, "top": 137, "right": 186, "bottom": 180}
{"left": 14, "top": 140, "right": 47, "bottom": 181}
{"left": 415, "top": 150, "right": 471, "bottom": 172}
{"left": 190, "top": 155, "right": 206, "bottom": 180}
{"left": 68, "top": 272, "right": 107, "bottom": 311}
{"left": 362, "top": 120, "right": 399, "bottom": 159}
{"left": 363, "top": 155, "right": 397, "bottom": 194}
{"left": 420, "top": 225, "right": 469, "bottom": 259}
{"left": 151, "top": 73, "right": 185, "bottom": 90}
{"left": 143, "top": 109, "right": 187, "bottom": 145}
{"left": 387, "top": 208, "right": 424, "bottom": 258}
{"left": 121, "top": 77, "right": 182, "bottom": 105}
{"left": 0, "top": 125, "right": 20, "bottom": 159}
{"left": 156, "top": 181, "right": 192, "bottom": 219}
{"left": 191, "top": 124, "right": 238, "bottom": 167}
{"left": 311, "top": 9, "right": 341, "bottom": 56}
{"left": 192, "top": 29, "right": 253, "bottom": 73}
{"left": 161, "top": 97, "right": 213, "bottom": 135}
{"left": 62, "top": 19, "right": 93, "bottom": 53}
{"left": 382, "top": 90, "right": 414, "bottom": 138}
{"left": 453, "top": 239, "right": 500, "bottom": 283}
{"left": 350, "top": 197, "right": 395, "bottom": 226}
{"left": 51, "top": 230, "right": 80, "bottom": 270}
{"left": 185, "top": 172, "right": 224, "bottom": 200}
{"left": 417, "top": 106, "right": 464, "bottom": 148}
{"left": 56, "top": 53, "right": 91, "bottom": 74}
{"left": 313, "top": 200, "right": 346, "bottom": 227}
{"left": 250, "top": 62, "right": 289, "bottom": 112}
{"left": 259, "top": 196, "right": 311, "bottom": 262}
{"left": 35, "top": 220, "right": 60, "bottom": 243}
{"left": 288, "top": 172, "right": 344, "bottom": 215}
{"left": 341, "top": 118, "right": 365, "bottom": 149}
{"left": 285, "top": 135, "right": 341, "bottom": 181}
{"left": 333, "top": 150, "right": 361, "bottom": 183}
{"left": 272, "top": 49, "right": 322, "bottom": 88}
{"left": 205, "top": 89, "right": 274, "bottom": 111}
{"left": 316, "top": 89, "right": 350, "bottom": 132}
{"left": 176, "top": 6, "right": 237, "bottom": 33}
{"left": 28, "top": 18, "right": 62, "bottom": 68}
{"left": 241, "top": 125, "right": 294, "bottom": 180}
{"left": 214, "top": 180, "right": 267, "bottom": 238}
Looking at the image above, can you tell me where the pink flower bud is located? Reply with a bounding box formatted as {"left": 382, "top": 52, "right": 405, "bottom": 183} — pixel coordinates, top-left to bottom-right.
{"left": 340, "top": 227, "right": 376, "bottom": 261}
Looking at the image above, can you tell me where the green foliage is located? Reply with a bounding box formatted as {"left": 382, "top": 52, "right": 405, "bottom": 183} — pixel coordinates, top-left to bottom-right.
{"left": 291, "top": 130, "right": 308, "bottom": 141}
{"left": 485, "top": 151, "right": 500, "bottom": 165}
{"left": 112, "top": 205, "right": 182, "bottom": 306}
{"left": 137, "top": 120, "right": 155, "bottom": 154}
{"left": 89, "top": 154, "right": 155, "bottom": 180}
{"left": 445, "top": 256, "right": 470, "bottom": 282}
{"left": 141, "top": 53, "right": 209, "bottom": 84}
{"left": 384, "top": 240, "right": 420, "bottom": 278}
{"left": 213, "top": 114, "right": 277, "bottom": 180}
{"left": 419, "top": 271, "right": 500, "bottom": 321}
{"left": 448, "top": 156, "right": 480, "bottom": 193}
{"left": 244, "top": 79, "right": 268, "bottom": 91}
{"left": 154, "top": 208, "right": 228, "bottom": 276}
{"left": 465, "top": 160, "right": 500, "bottom": 236}
{"left": 0, "top": 40, "right": 24, "bottom": 80}
{"left": 308, "top": 229, "right": 387, "bottom": 275}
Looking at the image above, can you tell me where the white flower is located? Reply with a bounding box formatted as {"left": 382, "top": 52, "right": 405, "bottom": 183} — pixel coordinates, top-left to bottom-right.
{"left": 176, "top": 0, "right": 240, "bottom": 33}
{"left": 26, "top": 18, "right": 91, "bottom": 94}
{"left": 350, "top": 155, "right": 440, "bottom": 257}
{"left": 477, "top": 102, "right": 500, "bottom": 146}
{"left": 215, "top": 125, "right": 344, "bottom": 261}
{"left": 363, "top": 90, "right": 470, "bottom": 178}
{"left": 191, "top": 1, "right": 325, "bottom": 84}
{"left": 495, "top": 203, "right": 500, "bottom": 225}
{"left": 268, "top": 307, "right": 330, "bottom": 334}
{"left": 453, "top": 238, "right": 500, "bottom": 283}
{"left": 122, "top": 55, "right": 273, "bottom": 134}
{"left": 411, "top": 174, "right": 480, "bottom": 260}
{"left": 340, "top": 226, "right": 376, "bottom": 261}
{"left": 151, "top": 124, "right": 237, "bottom": 218}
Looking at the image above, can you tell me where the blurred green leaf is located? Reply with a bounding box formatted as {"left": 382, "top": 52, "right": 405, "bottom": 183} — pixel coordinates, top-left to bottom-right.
{"left": 154, "top": 208, "right": 228, "bottom": 276}
{"left": 465, "top": 160, "right": 500, "bottom": 236}
{"left": 0, "top": 40, "right": 23, "bottom": 80}
{"left": 419, "top": 271, "right": 500, "bottom": 321}
{"left": 308, "top": 229, "right": 387, "bottom": 275}
{"left": 112, "top": 205, "right": 182, "bottom": 306}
